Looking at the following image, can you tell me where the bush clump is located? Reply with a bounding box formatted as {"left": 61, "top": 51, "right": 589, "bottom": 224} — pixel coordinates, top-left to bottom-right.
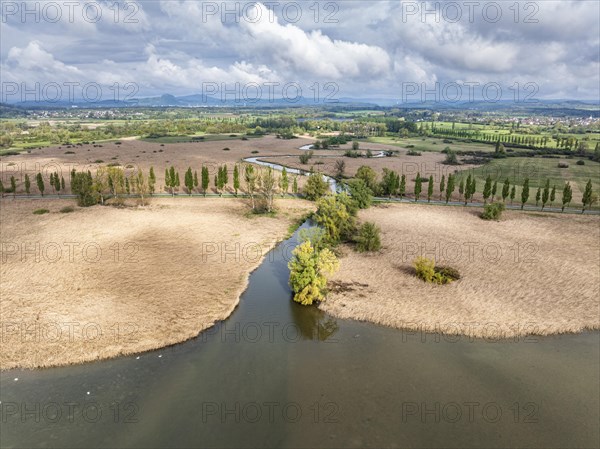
{"left": 60, "top": 206, "right": 75, "bottom": 213}
{"left": 558, "top": 162, "right": 569, "bottom": 168}
{"left": 481, "top": 202, "right": 505, "bottom": 220}
{"left": 33, "top": 209, "right": 50, "bottom": 215}
{"left": 576, "top": 160, "right": 585, "bottom": 165}
{"left": 356, "top": 222, "right": 381, "bottom": 252}
{"left": 414, "top": 257, "right": 459, "bottom": 285}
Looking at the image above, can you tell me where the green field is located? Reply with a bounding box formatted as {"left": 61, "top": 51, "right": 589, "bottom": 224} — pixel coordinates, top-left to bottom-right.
{"left": 454, "top": 157, "right": 600, "bottom": 206}
{"left": 368, "top": 136, "right": 497, "bottom": 153}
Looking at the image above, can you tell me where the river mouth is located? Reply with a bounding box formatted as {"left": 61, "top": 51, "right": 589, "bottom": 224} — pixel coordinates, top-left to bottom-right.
{"left": 1, "top": 222, "right": 598, "bottom": 448}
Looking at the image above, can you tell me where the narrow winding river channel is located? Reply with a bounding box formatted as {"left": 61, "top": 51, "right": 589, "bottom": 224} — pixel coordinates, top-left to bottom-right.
{"left": 1, "top": 222, "right": 598, "bottom": 448}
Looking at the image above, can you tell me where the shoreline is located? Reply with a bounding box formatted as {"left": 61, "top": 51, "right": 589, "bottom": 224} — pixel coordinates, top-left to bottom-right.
{"left": 0, "top": 198, "right": 314, "bottom": 371}
{"left": 320, "top": 203, "right": 600, "bottom": 339}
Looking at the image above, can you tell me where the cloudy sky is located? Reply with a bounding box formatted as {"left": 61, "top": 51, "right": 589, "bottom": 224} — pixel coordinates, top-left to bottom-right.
{"left": 1, "top": 1, "right": 599, "bottom": 103}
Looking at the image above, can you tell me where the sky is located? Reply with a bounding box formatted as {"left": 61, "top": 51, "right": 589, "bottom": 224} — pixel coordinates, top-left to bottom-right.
{"left": 1, "top": 1, "right": 599, "bottom": 104}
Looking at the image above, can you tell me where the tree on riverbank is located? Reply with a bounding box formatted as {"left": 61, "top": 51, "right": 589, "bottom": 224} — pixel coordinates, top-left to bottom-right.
{"left": 288, "top": 240, "right": 339, "bottom": 306}
{"left": 304, "top": 171, "right": 329, "bottom": 201}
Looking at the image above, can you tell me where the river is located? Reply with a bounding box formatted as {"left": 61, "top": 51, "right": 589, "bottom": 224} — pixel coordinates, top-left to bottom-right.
{"left": 1, "top": 222, "right": 598, "bottom": 448}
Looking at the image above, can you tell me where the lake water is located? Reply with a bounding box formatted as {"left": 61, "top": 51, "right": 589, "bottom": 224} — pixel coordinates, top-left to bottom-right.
{"left": 1, "top": 222, "right": 598, "bottom": 448}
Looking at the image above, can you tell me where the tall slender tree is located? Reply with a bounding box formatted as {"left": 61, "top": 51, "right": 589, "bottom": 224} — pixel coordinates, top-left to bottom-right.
{"left": 541, "top": 179, "right": 550, "bottom": 210}
{"left": 36, "top": 173, "right": 45, "bottom": 196}
{"left": 562, "top": 182, "right": 572, "bottom": 212}
{"left": 491, "top": 180, "right": 498, "bottom": 202}
{"left": 445, "top": 174, "right": 455, "bottom": 204}
{"left": 502, "top": 178, "right": 510, "bottom": 202}
{"left": 24, "top": 174, "right": 31, "bottom": 196}
{"left": 233, "top": 164, "right": 240, "bottom": 196}
{"left": 427, "top": 175, "right": 434, "bottom": 202}
{"left": 399, "top": 174, "right": 406, "bottom": 200}
{"left": 414, "top": 173, "right": 422, "bottom": 202}
{"left": 439, "top": 174, "right": 445, "bottom": 201}
{"left": 582, "top": 179, "right": 594, "bottom": 213}
{"left": 521, "top": 178, "right": 530, "bottom": 209}
{"left": 202, "top": 166, "right": 209, "bottom": 196}
{"left": 483, "top": 175, "right": 492, "bottom": 204}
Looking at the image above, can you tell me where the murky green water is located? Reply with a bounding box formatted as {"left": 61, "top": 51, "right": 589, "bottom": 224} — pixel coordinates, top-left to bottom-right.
{"left": 1, "top": 223, "right": 598, "bottom": 448}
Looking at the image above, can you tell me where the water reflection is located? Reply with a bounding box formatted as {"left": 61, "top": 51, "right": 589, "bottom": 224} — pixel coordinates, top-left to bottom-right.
{"left": 289, "top": 300, "right": 339, "bottom": 342}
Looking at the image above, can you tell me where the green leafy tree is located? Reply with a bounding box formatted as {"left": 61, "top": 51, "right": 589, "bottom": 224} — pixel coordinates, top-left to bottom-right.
{"left": 10, "top": 176, "right": 16, "bottom": 197}
{"left": 510, "top": 185, "right": 516, "bottom": 204}
{"left": 399, "top": 174, "right": 406, "bottom": 200}
{"left": 355, "top": 165, "right": 378, "bottom": 195}
{"left": 459, "top": 178, "right": 464, "bottom": 196}
{"left": 261, "top": 166, "right": 278, "bottom": 212}
{"left": 202, "top": 166, "right": 209, "bottom": 196}
{"left": 541, "top": 179, "right": 550, "bottom": 210}
{"left": 304, "top": 171, "right": 329, "bottom": 201}
{"left": 502, "top": 179, "right": 510, "bottom": 202}
{"left": 244, "top": 164, "right": 258, "bottom": 209}
{"left": 125, "top": 177, "right": 130, "bottom": 195}
{"left": 36, "top": 173, "right": 45, "bottom": 196}
{"left": 562, "top": 182, "right": 572, "bottom": 212}
{"left": 165, "top": 168, "right": 171, "bottom": 194}
{"left": 582, "top": 179, "right": 594, "bottom": 213}
{"left": 347, "top": 179, "right": 372, "bottom": 209}
{"left": 279, "top": 167, "right": 289, "bottom": 197}
{"left": 288, "top": 241, "right": 339, "bottom": 306}
{"left": 314, "top": 195, "right": 355, "bottom": 245}
{"left": 491, "top": 181, "right": 498, "bottom": 202}
{"left": 535, "top": 187, "right": 541, "bottom": 207}
{"left": 292, "top": 176, "right": 298, "bottom": 195}
{"left": 550, "top": 185, "right": 556, "bottom": 207}
{"left": 483, "top": 175, "right": 492, "bottom": 204}
{"left": 439, "top": 175, "right": 445, "bottom": 200}
{"left": 414, "top": 172, "right": 422, "bottom": 202}
{"left": 0, "top": 180, "right": 4, "bottom": 197}
{"left": 194, "top": 170, "right": 199, "bottom": 191}
{"left": 380, "top": 169, "right": 399, "bottom": 197}
{"left": 233, "top": 164, "right": 240, "bottom": 196}
{"left": 521, "top": 178, "right": 530, "bottom": 209}
{"left": 61, "top": 176, "right": 65, "bottom": 191}
{"left": 445, "top": 174, "right": 455, "bottom": 204}
{"left": 24, "top": 174, "right": 31, "bottom": 195}
{"left": 185, "top": 167, "right": 194, "bottom": 195}
{"left": 71, "top": 171, "right": 98, "bottom": 206}
{"left": 356, "top": 222, "right": 381, "bottom": 252}
{"left": 149, "top": 167, "right": 156, "bottom": 195}
{"left": 427, "top": 175, "right": 434, "bottom": 202}
{"left": 469, "top": 177, "right": 476, "bottom": 203}
{"left": 463, "top": 174, "right": 472, "bottom": 205}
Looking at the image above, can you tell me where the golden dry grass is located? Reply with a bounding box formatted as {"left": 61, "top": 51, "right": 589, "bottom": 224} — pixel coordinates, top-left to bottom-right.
{"left": 321, "top": 203, "right": 600, "bottom": 338}
{"left": 0, "top": 197, "right": 313, "bottom": 370}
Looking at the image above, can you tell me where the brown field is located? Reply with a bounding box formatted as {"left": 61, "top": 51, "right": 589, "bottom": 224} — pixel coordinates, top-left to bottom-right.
{"left": 1, "top": 135, "right": 321, "bottom": 195}
{"left": 321, "top": 203, "right": 600, "bottom": 338}
{"left": 0, "top": 197, "right": 314, "bottom": 370}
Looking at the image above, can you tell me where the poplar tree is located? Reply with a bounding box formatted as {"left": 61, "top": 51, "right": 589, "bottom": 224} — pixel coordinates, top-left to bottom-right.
{"left": 439, "top": 174, "right": 445, "bottom": 200}
{"left": 25, "top": 174, "right": 31, "bottom": 195}
{"left": 541, "top": 179, "right": 550, "bottom": 210}
{"left": 502, "top": 178, "right": 510, "bottom": 202}
{"left": 427, "top": 175, "right": 434, "bottom": 202}
{"left": 483, "top": 175, "right": 492, "bottom": 204}
{"left": 399, "top": 174, "right": 406, "bottom": 200}
{"left": 491, "top": 180, "right": 498, "bottom": 202}
{"left": 149, "top": 167, "right": 156, "bottom": 195}
{"left": 414, "top": 173, "right": 422, "bottom": 202}
{"left": 10, "top": 176, "right": 16, "bottom": 197}
{"left": 582, "top": 179, "right": 594, "bottom": 213}
{"left": 562, "top": 182, "right": 572, "bottom": 212}
{"left": 280, "top": 167, "right": 289, "bottom": 197}
{"left": 36, "top": 173, "right": 45, "bottom": 196}
{"left": 202, "top": 166, "right": 209, "bottom": 196}
{"left": 535, "top": 187, "right": 541, "bottom": 207}
{"left": 510, "top": 185, "right": 516, "bottom": 204}
{"left": 445, "top": 174, "right": 455, "bottom": 204}
{"left": 233, "top": 165, "right": 240, "bottom": 196}
{"left": 521, "top": 178, "right": 529, "bottom": 209}
{"left": 550, "top": 185, "right": 556, "bottom": 207}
